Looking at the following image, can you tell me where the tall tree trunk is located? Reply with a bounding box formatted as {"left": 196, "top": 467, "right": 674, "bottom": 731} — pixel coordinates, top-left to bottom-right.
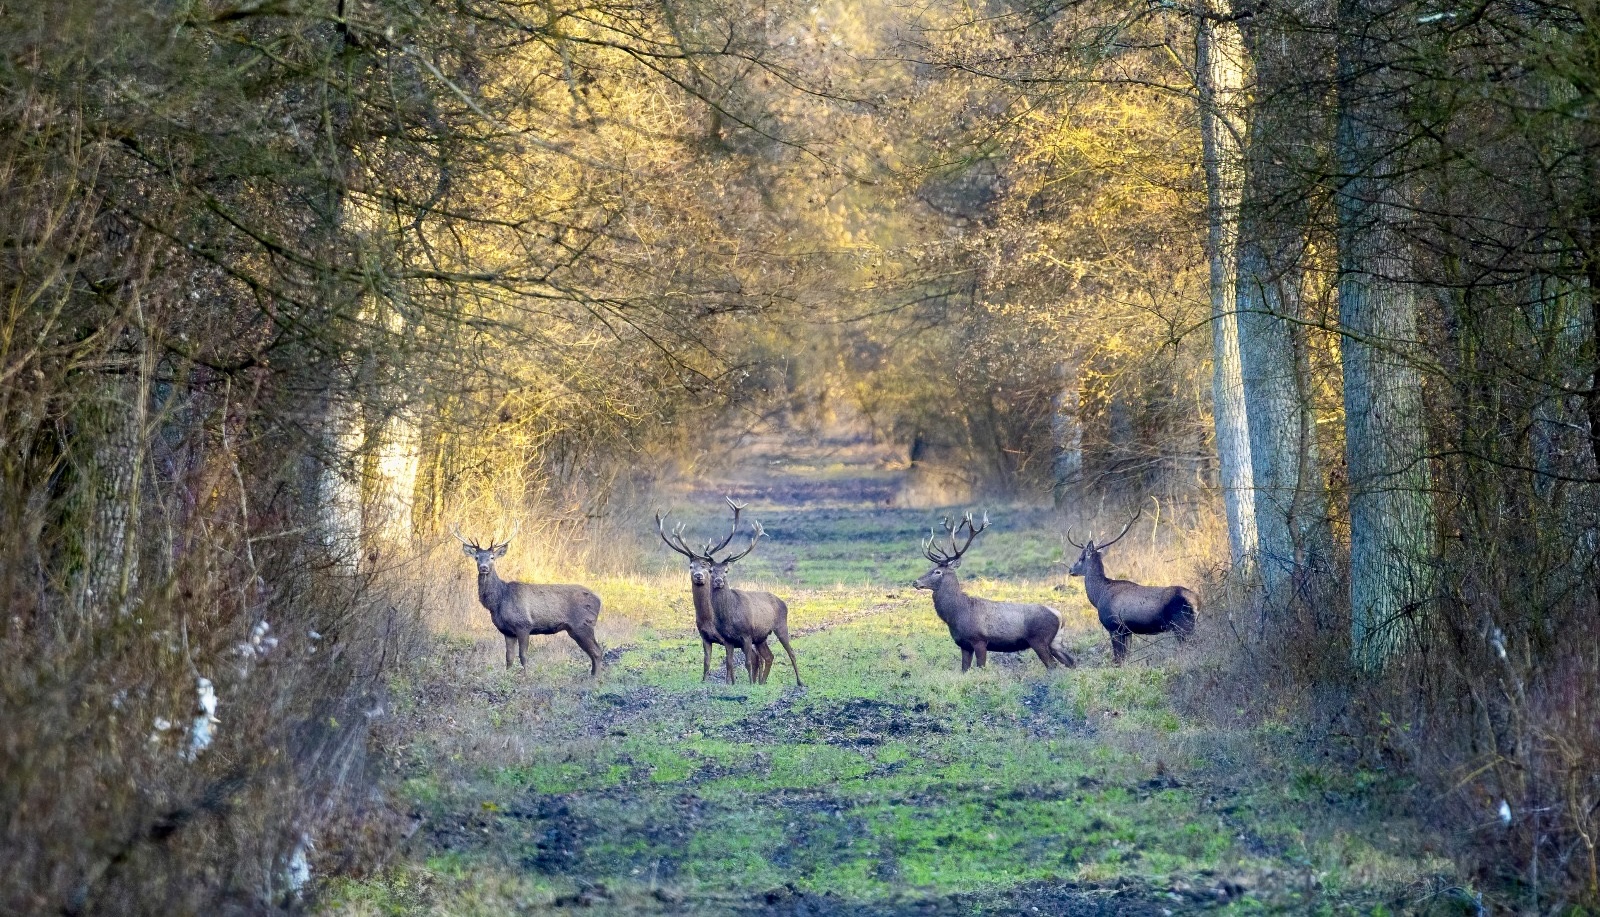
{"left": 320, "top": 395, "right": 365, "bottom": 571}
{"left": 1197, "top": 6, "right": 1259, "bottom": 566}
{"left": 1051, "top": 357, "right": 1083, "bottom": 506}
{"left": 1235, "top": 7, "right": 1335, "bottom": 614}
{"left": 82, "top": 369, "right": 147, "bottom": 621}
{"left": 373, "top": 412, "right": 420, "bottom": 545}
{"left": 1335, "top": 0, "right": 1435, "bottom": 667}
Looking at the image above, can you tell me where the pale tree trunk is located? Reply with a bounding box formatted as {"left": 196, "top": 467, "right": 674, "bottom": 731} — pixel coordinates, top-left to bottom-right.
{"left": 320, "top": 193, "right": 425, "bottom": 566}
{"left": 82, "top": 368, "right": 147, "bottom": 621}
{"left": 320, "top": 395, "right": 365, "bottom": 572}
{"left": 1197, "top": 6, "right": 1259, "bottom": 567}
{"left": 1051, "top": 357, "right": 1083, "bottom": 507}
{"left": 373, "top": 410, "right": 420, "bottom": 545}
{"left": 1335, "top": 0, "right": 1435, "bottom": 666}
{"left": 1235, "top": 8, "right": 1335, "bottom": 613}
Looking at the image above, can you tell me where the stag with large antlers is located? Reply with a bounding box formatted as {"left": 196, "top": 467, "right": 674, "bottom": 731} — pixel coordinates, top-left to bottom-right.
{"left": 912, "top": 513, "right": 1076, "bottom": 672}
{"left": 453, "top": 524, "right": 605, "bottom": 676}
{"left": 1067, "top": 509, "right": 1199, "bottom": 664}
{"left": 656, "top": 505, "right": 740, "bottom": 683}
{"left": 704, "top": 500, "right": 803, "bottom": 686}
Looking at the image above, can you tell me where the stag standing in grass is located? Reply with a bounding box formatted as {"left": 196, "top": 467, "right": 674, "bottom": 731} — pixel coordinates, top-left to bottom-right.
{"left": 1067, "top": 510, "right": 1198, "bottom": 664}
{"left": 453, "top": 525, "right": 606, "bottom": 676}
{"left": 912, "top": 513, "right": 1077, "bottom": 672}
{"left": 656, "top": 508, "right": 740, "bottom": 683}
{"left": 705, "top": 502, "right": 803, "bottom": 686}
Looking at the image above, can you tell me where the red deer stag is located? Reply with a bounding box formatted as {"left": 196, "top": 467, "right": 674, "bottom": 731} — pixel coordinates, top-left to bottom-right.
{"left": 656, "top": 507, "right": 741, "bottom": 683}
{"left": 1067, "top": 509, "right": 1198, "bottom": 664}
{"left": 453, "top": 525, "right": 605, "bottom": 676}
{"left": 705, "top": 503, "right": 803, "bottom": 686}
{"left": 912, "top": 513, "right": 1076, "bottom": 672}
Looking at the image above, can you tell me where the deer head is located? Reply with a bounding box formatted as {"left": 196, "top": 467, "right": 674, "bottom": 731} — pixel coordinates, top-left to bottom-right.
{"left": 657, "top": 497, "right": 751, "bottom": 583}
{"left": 913, "top": 512, "right": 989, "bottom": 590}
{"left": 1066, "top": 508, "right": 1140, "bottom": 577}
{"left": 452, "top": 522, "right": 519, "bottom": 575}
{"left": 708, "top": 519, "right": 764, "bottom": 590}
{"left": 659, "top": 498, "right": 763, "bottom": 588}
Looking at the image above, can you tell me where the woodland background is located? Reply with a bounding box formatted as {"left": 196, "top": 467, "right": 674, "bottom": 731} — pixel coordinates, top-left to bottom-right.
{"left": 2, "top": 0, "right": 1598, "bottom": 910}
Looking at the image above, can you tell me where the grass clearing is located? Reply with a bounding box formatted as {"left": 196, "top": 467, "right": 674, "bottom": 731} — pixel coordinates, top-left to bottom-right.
{"left": 320, "top": 472, "right": 1468, "bottom": 916}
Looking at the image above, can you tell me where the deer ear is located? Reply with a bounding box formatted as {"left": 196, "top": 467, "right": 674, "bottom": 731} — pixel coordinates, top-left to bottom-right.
{"left": 948, "top": 558, "right": 961, "bottom": 569}
{"left": 492, "top": 543, "right": 509, "bottom": 558}
{"left": 461, "top": 543, "right": 476, "bottom": 557}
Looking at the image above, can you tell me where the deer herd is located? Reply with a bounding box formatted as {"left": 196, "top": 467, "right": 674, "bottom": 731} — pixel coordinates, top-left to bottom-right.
{"left": 455, "top": 499, "right": 1198, "bottom": 681}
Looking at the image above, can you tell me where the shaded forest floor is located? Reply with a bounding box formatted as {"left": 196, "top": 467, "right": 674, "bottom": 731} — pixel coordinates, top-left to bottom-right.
{"left": 320, "top": 431, "right": 1476, "bottom": 915}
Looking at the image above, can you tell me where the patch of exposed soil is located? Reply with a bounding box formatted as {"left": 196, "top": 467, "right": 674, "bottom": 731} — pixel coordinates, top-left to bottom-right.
{"left": 718, "top": 696, "right": 949, "bottom": 748}
{"left": 740, "top": 879, "right": 1187, "bottom": 916}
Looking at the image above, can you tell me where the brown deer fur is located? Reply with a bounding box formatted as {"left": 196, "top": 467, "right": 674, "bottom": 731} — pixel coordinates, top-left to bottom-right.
{"left": 1067, "top": 511, "right": 1198, "bottom": 664}
{"left": 454, "top": 527, "right": 605, "bottom": 676}
{"left": 913, "top": 514, "right": 1076, "bottom": 672}
{"left": 657, "top": 512, "right": 739, "bottom": 682}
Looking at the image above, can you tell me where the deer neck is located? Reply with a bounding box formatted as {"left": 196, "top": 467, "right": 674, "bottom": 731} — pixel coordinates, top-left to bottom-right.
{"left": 709, "top": 583, "right": 745, "bottom": 627}
{"left": 478, "top": 568, "right": 508, "bottom": 609}
{"left": 1082, "top": 553, "right": 1111, "bottom": 606}
{"left": 691, "top": 579, "right": 715, "bottom": 626}
{"left": 929, "top": 573, "right": 970, "bottom": 624}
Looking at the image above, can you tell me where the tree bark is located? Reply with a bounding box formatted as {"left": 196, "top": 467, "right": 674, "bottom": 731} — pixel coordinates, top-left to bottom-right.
{"left": 373, "top": 411, "right": 420, "bottom": 545}
{"left": 1235, "top": 7, "right": 1335, "bottom": 613}
{"left": 1197, "top": 7, "right": 1260, "bottom": 567}
{"left": 1334, "top": 0, "right": 1435, "bottom": 667}
{"left": 82, "top": 371, "right": 146, "bottom": 621}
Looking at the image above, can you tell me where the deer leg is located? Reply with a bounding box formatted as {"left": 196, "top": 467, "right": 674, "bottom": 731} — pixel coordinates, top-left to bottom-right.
{"left": 754, "top": 640, "right": 774, "bottom": 684}
{"left": 571, "top": 628, "right": 604, "bottom": 677}
{"left": 973, "top": 642, "right": 988, "bottom": 668}
{"left": 1030, "top": 639, "right": 1055, "bottom": 669}
{"left": 702, "top": 638, "right": 713, "bottom": 681}
{"left": 1111, "top": 630, "right": 1130, "bottom": 665}
{"left": 517, "top": 634, "right": 530, "bottom": 667}
{"left": 504, "top": 635, "right": 515, "bottom": 669}
{"left": 723, "top": 645, "right": 737, "bottom": 684}
{"left": 961, "top": 647, "right": 973, "bottom": 672}
{"left": 774, "top": 626, "right": 803, "bottom": 687}
{"left": 740, "top": 637, "right": 760, "bottom": 683}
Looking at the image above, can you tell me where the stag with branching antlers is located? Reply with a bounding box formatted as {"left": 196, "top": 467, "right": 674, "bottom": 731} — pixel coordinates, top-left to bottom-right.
{"left": 704, "top": 499, "right": 802, "bottom": 686}
{"left": 1067, "top": 508, "right": 1199, "bottom": 664}
{"left": 913, "top": 513, "right": 1076, "bottom": 672}
{"left": 656, "top": 500, "right": 744, "bottom": 683}
{"left": 452, "top": 524, "right": 606, "bottom": 675}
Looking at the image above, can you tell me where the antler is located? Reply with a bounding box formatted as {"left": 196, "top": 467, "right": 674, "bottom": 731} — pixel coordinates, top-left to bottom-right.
{"left": 449, "top": 523, "right": 481, "bottom": 550}
{"left": 719, "top": 519, "right": 765, "bottom": 565}
{"left": 703, "top": 496, "right": 747, "bottom": 559}
{"left": 489, "top": 519, "right": 522, "bottom": 552}
{"left": 656, "top": 512, "right": 699, "bottom": 559}
{"left": 922, "top": 527, "right": 953, "bottom": 565}
{"left": 1098, "top": 506, "right": 1143, "bottom": 552}
{"left": 923, "top": 511, "right": 989, "bottom": 565}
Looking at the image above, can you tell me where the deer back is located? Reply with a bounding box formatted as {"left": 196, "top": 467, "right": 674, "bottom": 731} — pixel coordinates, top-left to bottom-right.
{"left": 965, "top": 595, "right": 1061, "bottom": 644}
{"left": 710, "top": 585, "right": 785, "bottom": 641}
{"left": 499, "top": 582, "right": 601, "bottom": 633}
{"left": 1098, "top": 580, "right": 1188, "bottom": 629}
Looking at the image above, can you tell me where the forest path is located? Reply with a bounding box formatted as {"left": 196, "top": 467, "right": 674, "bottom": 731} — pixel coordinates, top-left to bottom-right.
{"left": 323, "top": 433, "right": 1464, "bottom": 916}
